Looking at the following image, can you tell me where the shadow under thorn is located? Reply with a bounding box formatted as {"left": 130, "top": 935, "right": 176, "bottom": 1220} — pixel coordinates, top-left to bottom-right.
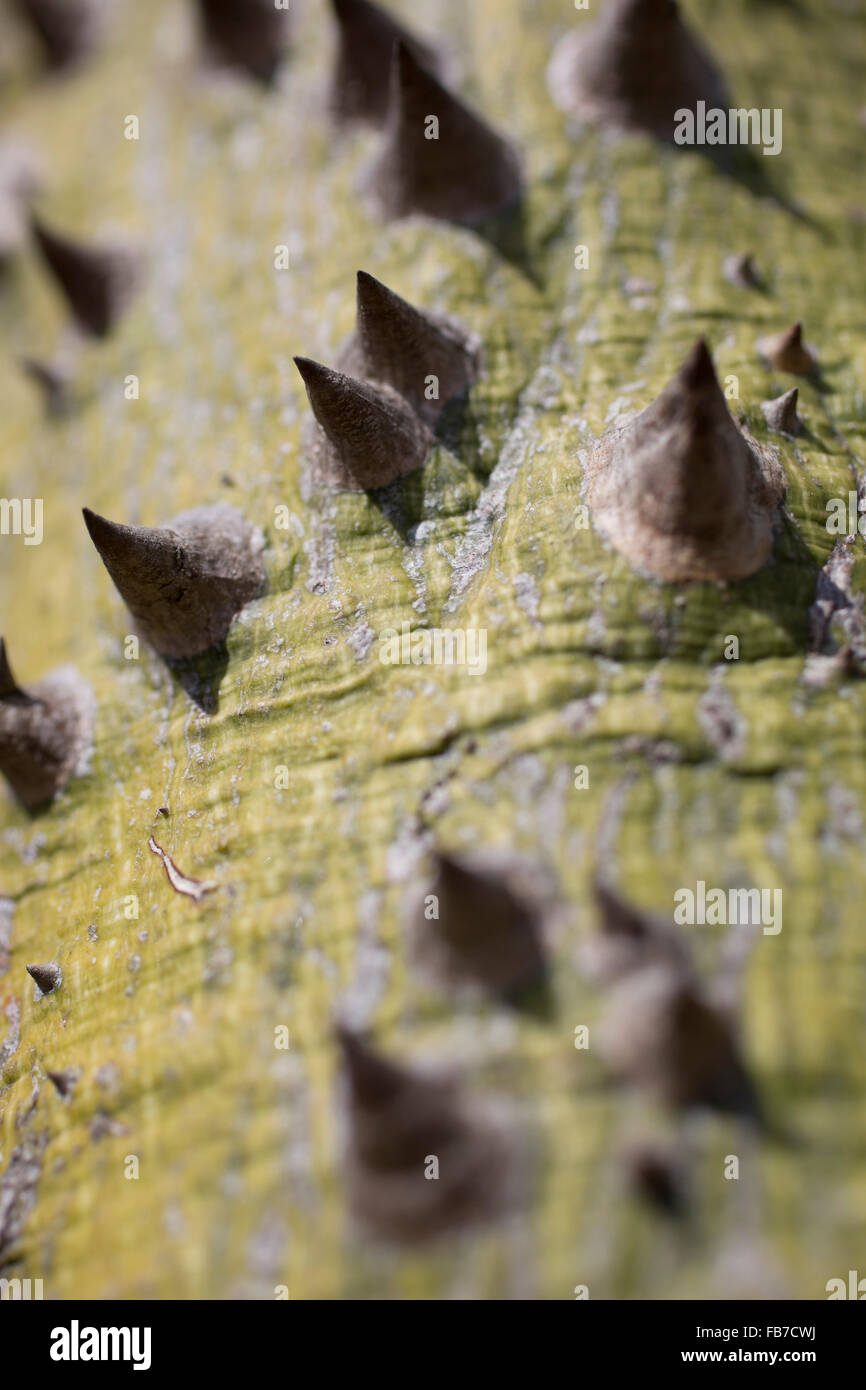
{"left": 165, "top": 642, "right": 230, "bottom": 714}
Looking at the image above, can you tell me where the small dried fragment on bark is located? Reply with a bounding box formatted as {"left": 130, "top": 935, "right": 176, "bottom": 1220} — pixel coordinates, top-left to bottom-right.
{"left": 583, "top": 339, "right": 785, "bottom": 582}
{"left": 196, "top": 0, "right": 291, "bottom": 85}
{"left": 547, "top": 0, "right": 728, "bottom": 142}
{"left": 14, "top": 0, "right": 105, "bottom": 72}
{"left": 295, "top": 355, "right": 432, "bottom": 491}
{"left": 761, "top": 387, "right": 802, "bottom": 436}
{"left": 26, "top": 961, "right": 62, "bottom": 995}
{"left": 82, "top": 504, "right": 265, "bottom": 660}
{"left": 407, "top": 851, "right": 550, "bottom": 1007}
{"left": 328, "top": 0, "right": 443, "bottom": 126}
{"left": 364, "top": 42, "right": 523, "bottom": 226}
{"left": 148, "top": 837, "right": 218, "bottom": 904}
{"left": 31, "top": 215, "right": 144, "bottom": 339}
{"left": 337, "top": 1026, "right": 526, "bottom": 1245}
{"left": 0, "top": 639, "right": 95, "bottom": 811}
{"left": 756, "top": 322, "right": 817, "bottom": 376}
{"left": 337, "top": 271, "right": 483, "bottom": 425}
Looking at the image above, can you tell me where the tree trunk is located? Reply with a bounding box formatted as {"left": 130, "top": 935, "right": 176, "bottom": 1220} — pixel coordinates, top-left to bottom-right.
{"left": 1, "top": 0, "right": 864, "bottom": 1300}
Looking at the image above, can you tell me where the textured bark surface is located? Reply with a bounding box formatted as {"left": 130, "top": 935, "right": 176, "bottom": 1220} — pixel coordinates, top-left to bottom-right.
{"left": 1, "top": 0, "right": 865, "bottom": 1299}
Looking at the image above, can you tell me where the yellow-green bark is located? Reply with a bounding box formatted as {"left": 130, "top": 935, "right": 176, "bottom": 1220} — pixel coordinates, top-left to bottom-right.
{"left": 1, "top": 0, "right": 865, "bottom": 1299}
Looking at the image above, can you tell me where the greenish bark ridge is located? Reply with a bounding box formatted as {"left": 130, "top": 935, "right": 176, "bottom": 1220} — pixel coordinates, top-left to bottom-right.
{"left": 1, "top": 0, "right": 865, "bottom": 1299}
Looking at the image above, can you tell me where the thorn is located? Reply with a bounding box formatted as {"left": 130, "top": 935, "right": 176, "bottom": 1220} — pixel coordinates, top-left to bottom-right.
{"left": 724, "top": 251, "right": 761, "bottom": 290}
{"left": 676, "top": 335, "right": 717, "bottom": 392}
{"left": 409, "top": 851, "right": 551, "bottom": 1009}
{"left": 82, "top": 503, "right": 265, "bottom": 659}
{"left": 335, "top": 1024, "right": 407, "bottom": 1107}
{"left": 31, "top": 215, "right": 144, "bottom": 339}
{"left": 364, "top": 41, "right": 523, "bottom": 225}
{"left": 584, "top": 338, "right": 786, "bottom": 581}
{"left": 196, "top": 0, "right": 291, "bottom": 85}
{"left": 27, "top": 961, "right": 62, "bottom": 994}
{"left": 548, "top": 0, "right": 728, "bottom": 141}
{"left": 0, "top": 638, "right": 30, "bottom": 701}
{"left": 18, "top": 356, "right": 71, "bottom": 417}
{"left": 337, "top": 1026, "right": 525, "bottom": 1243}
{"left": 600, "top": 965, "right": 762, "bottom": 1122}
{"left": 581, "top": 878, "right": 690, "bottom": 983}
{"left": 761, "top": 387, "right": 802, "bottom": 437}
{"left": 294, "top": 355, "right": 431, "bottom": 490}
{"left": 337, "top": 271, "right": 482, "bottom": 424}
{"left": 0, "top": 639, "right": 94, "bottom": 811}
{"left": 329, "top": 0, "right": 442, "bottom": 126}
{"left": 14, "top": 0, "right": 105, "bottom": 72}
{"left": 625, "top": 1141, "right": 687, "bottom": 1218}
{"left": 756, "top": 321, "right": 817, "bottom": 376}
{"left": 47, "top": 1067, "right": 80, "bottom": 1098}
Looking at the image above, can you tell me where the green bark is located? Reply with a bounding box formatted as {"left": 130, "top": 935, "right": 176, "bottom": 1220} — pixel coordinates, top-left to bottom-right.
{"left": 1, "top": 0, "right": 865, "bottom": 1299}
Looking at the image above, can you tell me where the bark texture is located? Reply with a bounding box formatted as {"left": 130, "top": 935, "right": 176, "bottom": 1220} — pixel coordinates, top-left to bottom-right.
{"left": 1, "top": 0, "right": 865, "bottom": 1299}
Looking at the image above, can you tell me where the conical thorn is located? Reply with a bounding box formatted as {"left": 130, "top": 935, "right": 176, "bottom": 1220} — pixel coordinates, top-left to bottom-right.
{"left": 295, "top": 354, "right": 432, "bottom": 490}
{"left": 337, "top": 270, "right": 482, "bottom": 423}
{"left": 83, "top": 503, "right": 265, "bottom": 659}
{"left": 329, "top": 0, "right": 443, "bottom": 126}
{"left": 27, "top": 961, "right": 62, "bottom": 994}
{"left": 364, "top": 41, "right": 523, "bottom": 225}
{"left": 584, "top": 338, "right": 786, "bottom": 581}
{"left": 761, "top": 387, "right": 802, "bottom": 436}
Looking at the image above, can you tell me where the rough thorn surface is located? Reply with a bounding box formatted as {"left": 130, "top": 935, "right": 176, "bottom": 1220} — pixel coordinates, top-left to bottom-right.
{"left": 83, "top": 504, "right": 266, "bottom": 659}
{"left": 408, "top": 850, "right": 550, "bottom": 1004}
{"left": 329, "top": 0, "right": 443, "bottom": 126}
{"left": 756, "top": 322, "right": 817, "bottom": 375}
{"left": 337, "top": 270, "right": 483, "bottom": 424}
{"left": 14, "top": 0, "right": 105, "bottom": 72}
{"left": 338, "top": 1027, "right": 526, "bottom": 1244}
{"left": 548, "top": 0, "right": 728, "bottom": 141}
{"left": 0, "top": 639, "right": 95, "bottom": 811}
{"left": 295, "top": 354, "right": 432, "bottom": 490}
{"left": 364, "top": 42, "right": 523, "bottom": 225}
{"left": 31, "top": 216, "right": 144, "bottom": 339}
{"left": 761, "top": 386, "right": 802, "bottom": 436}
{"left": 26, "top": 961, "right": 62, "bottom": 994}
{"left": 196, "top": 0, "right": 291, "bottom": 84}
{"left": 584, "top": 339, "right": 786, "bottom": 581}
